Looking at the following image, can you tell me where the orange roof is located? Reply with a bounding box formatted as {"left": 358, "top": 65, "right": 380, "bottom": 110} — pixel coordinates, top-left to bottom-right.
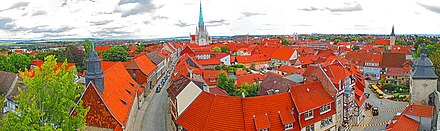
{"left": 271, "top": 48, "right": 295, "bottom": 61}
{"left": 297, "top": 55, "right": 319, "bottom": 65}
{"left": 277, "top": 65, "right": 299, "bottom": 75}
{"left": 209, "top": 87, "right": 228, "bottom": 96}
{"left": 387, "top": 104, "right": 433, "bottom": 131}
{"left": 134, "top": 55, "right": 157, "bottom": 76}
{"left": 290, "top": 81, "right": 335, "bottom": 127}
{"left": 236, "top": 73, "right": 266, "bottom": 87}
{"left": 89, "top": 62, "right": 140, "bottom": 126}
{"left": 235, "top": 70, "right": 248, "bottom": 76}
{"left": 176, "top": 92, "right": 299, "bottom": 131}
{"left": 95, "top": 46, "right": 111, "bottom": 52}
{"left": 290, "top": 81, "right": 333, "bottom": 113}
{"left": 402, "top": 104, "right": 433, "bottom": 118}
{"left": 196, "top": 58, "right": 221, "bottom": 65}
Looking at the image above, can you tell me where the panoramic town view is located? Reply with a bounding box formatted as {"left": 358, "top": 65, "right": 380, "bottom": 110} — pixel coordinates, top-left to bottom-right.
{"left": 1, "top": 0, "right": 440, "bottom": 131}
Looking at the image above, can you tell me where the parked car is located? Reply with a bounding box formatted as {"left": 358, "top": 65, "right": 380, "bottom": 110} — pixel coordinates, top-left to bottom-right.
{"left": 156, "top": 86, "right": 161, "bottom": 93}
{"left": 372, "top": 107, "right": 379, "bottom": 116}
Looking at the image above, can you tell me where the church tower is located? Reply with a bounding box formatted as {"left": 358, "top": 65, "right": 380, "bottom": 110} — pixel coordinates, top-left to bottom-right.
{"left": 390, "top": 25, "right": 396, "bottom": 46}
{"left": 85, "top": 42, "right": 105, "bottom": 92}
{"left": 195, "top": 0, "right": 211, "bottom": 46}
{"left": 410, "top": 43, "right": 438, "bottom": 105}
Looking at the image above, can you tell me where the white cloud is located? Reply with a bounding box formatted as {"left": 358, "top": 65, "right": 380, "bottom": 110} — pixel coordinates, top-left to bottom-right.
{"left": 0, "top": 0, "right": 439, "bottom": 39}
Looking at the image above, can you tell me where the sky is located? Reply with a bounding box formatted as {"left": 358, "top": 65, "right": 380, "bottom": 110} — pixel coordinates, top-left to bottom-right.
{"left": 0, "top": 0, "right": 439, "bottom": 39}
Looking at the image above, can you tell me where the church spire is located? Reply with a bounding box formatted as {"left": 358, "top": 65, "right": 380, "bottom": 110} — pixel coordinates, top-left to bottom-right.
{"left": 86, "top": 41, "right": 105, "bottom": 92}
{"left": 420, "top": 43, "right": 428, "bottom": 57}
{"left": 391, "top": 25, "right": 395, "bottom": 36}
{"left": 198, "top": 0, "right": 204, "bottom": 25}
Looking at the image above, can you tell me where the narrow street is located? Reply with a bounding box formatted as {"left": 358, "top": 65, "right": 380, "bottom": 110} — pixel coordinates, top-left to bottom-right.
{"left": 351, "top": 82, "right": 408, "bottom": 131}
{"left": 132, "top": 63, "right": 176, "bottom": 131}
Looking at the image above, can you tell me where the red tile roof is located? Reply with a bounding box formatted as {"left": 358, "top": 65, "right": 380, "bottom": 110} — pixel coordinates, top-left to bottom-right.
{"left": 402, "top": 104, "right": 434, "bottom": 118}
{"left": 88, "top": 62, "right": 141, "bottom": 126}
{"left": 290, "top": 81, "right": 333, "bottom": 113}
{"left": 271, "top": 47, "right": 295, "bottom": 61}
{"left": 297, "top": 55, "right": 319, "bottom": 65}
{"left": 95, "top": 46, "right": 111, "bottom": 52}
{"left": 134, "top": 55, "right": 157, "bottom": 76}
{"left": 235, "top": 70, "right": 248, "bottom": 76}
{"left": 176, "top": 92, "right": 299, "bottom": 131}
{"left": 290, "top": 81, "right": 335, "bottom": 127}
{"left": 209, "top": 87, "right": 229, "bottom": 96}
{"left": 387, "top": 104, "right": 434, "bottom": 131}
{"left": 386, "top": 67, "right": 404, "bottom": 77}
{"left": 277, "top": 65, "right": 299, "bottom": 75}
{"left": 236, "top": 73, "right": 266, "bottom": 87}
{"left": 234, "top": 54, "right": 271, "bottom": 64}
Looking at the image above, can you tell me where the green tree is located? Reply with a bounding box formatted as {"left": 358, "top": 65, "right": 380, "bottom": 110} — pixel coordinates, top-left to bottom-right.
{"left": 352, "top": 46, "right": 360, "bottom": 50}
{"left": 429, "top": 50, "right": 440, "bottom": 76}
{"left": 135, "top": 44, "right": 145, "bottom": 54}
{"left": 214, "top": 65, "right": 222, "bottom": 70}
{"left": 101, "top": 46, "right": 130, "bottom": 62}
{"left": 218, "top": 72, "right": 237, "bottom": 96}
{"left": 213, "top": 46, "right": 221, "bottom": 53}
{"left": 9, "top": 54, "right": 31, "bottom": 72}
{"left": 83, "top": 39, "right": 93, "bottom": 57}
{"left": 379, "top": 79, "right": 386, "bottom": 85}
{"left": 0, "top": 55, "right": 15, "bottom": 72}
{"left": 221, "top": 46, "right": 228, "bottom": 52}
{"left": 0, "top": 55, "right": 89, "bottom": 130}
{"left": 281, "top": 37, "right": 292, "bottom": 45}
{"left": 237, "top": 82, "right": 260, "bottom": 97}
{"left": 0, "top": 94, "right": 4, "bottom": 110}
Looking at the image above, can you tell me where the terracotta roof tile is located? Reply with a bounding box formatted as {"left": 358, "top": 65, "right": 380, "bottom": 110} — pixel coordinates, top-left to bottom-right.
{"left": 271, "top": 48, "right": 295, "bottom": 61}
{"left": 134, "top": 55, "right": 157, "bottom": 76}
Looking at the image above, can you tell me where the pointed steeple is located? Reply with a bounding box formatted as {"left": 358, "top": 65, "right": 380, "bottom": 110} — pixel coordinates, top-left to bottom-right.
{"left": 391, "top": 25, "right": 395, "bottom": 36}
{"left": 86, "top": 41, "right": 105, "bottom": 92}
{"left": 198, "top": 0, "right": 204, "bottom": 25}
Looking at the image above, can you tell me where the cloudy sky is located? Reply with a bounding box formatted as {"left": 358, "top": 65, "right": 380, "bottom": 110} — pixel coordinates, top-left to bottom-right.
{"left": 0, "top": 0, "right": 439, "bottom": 39}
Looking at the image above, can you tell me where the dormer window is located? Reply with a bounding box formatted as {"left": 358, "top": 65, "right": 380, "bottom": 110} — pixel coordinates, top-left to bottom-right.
{"left": 320, "top": 104, "right": 331, "bottom": 114}
{"left": 120, "top": 99, "right": 127, "bottom": 105}
{"left": 284, "top": 123, "right": 293, "bottom": 130}
{"left": 258, "top": 128, "right": 269, "bottom": 131}
{"left": 125, "top": 89, "right": 132, "bottom": 95}
{"left": 304, "top": 110, "right": 314, "bottom": 120}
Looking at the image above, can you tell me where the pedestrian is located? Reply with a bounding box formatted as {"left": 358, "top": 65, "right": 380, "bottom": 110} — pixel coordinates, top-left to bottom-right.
{"left": 381, "top": 100, "right": 383, "bottom": 105}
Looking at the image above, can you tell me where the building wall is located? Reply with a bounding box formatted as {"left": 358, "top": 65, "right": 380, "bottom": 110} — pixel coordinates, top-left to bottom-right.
{"left": 220, "top": 55, "right": 231, "bottom": 65}
{"left": 410, "top": 78, "right": 438, "bottom": 105}
{"left": 176, "top": 82, "right": 203, "bottom": 116}
{"left": 300, "top": 114, "right": 336, "bottom": 131}
{"left": 363, "top": 66, "right": 380, "bottom": 79}
{"left": 125, "top": 95, "right": 139, "bottom": 131}
{"left": 82, "top": 86, "right": 120, "bottom": 129}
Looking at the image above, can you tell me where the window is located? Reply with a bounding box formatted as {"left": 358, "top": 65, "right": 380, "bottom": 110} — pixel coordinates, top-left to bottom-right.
{"left": 210, "top": 78, "right": 216, "bottom": 82}
{"left": 320, "top": 104, "right": 331, "bottom": 114}
{"left": 258, "top": 128, "right": 269, "bottom": 131}
{"left": 305, "top": 110, "right": 314, "bottom": 120}
{"left": 284, "top": 123, "right": 293, "bottom": 130}
{"left": 125, "top": 89, "right": 132, "bottom": 95}
{"left": 305, "top": 124, "right": 314, "bottom": 131}
{"left": 337, "top": 98, "right": 341, "bottom": 106}
{"left": 320, "top": 116, "right": 333, "bottom": 128}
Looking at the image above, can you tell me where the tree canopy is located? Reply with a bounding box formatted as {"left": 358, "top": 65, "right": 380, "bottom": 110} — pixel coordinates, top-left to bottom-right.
{"left": 101, "top": 46, "right": 130, "bottom": 62}
{"left": 0, "top": 55, "right": 89, "bottom": 130}
{"left": 213, "top": 46, "right": 221, "bottom": 53}
{"left": 218, "top": 72, "right": 237, "bottom": 96}
{"left": 221, "top": 46, "right": 228, "bottom": 52}
{"left": 0, "top": 54, "right": 31, "bottom": 73}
